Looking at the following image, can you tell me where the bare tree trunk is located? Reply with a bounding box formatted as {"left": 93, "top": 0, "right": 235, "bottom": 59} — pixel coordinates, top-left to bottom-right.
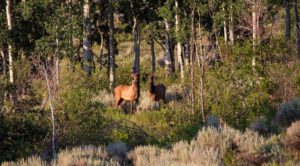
{"left": 229, "top": 0, "right": 234, "bottom": 45}
{"left": 165, "top": 19, "right": 175, "bottom": 76}
{"left": 106, "top": 35, "right": 110, "bottom": 80}
{"left": 83, "top": 0, "right": 93, "bottom": 77}
{"left": 285, "top": 1, "right": 291, "bottom": 40}
{"left": 132, "top": 16, "right": 140, "bottom": 73}
{"left": 55, "top": 27, "right": 59, "bottom": 87}
{"left": 98, "top": 31, "right": 104, "bottom": 70}
{"left": 175, "top": 0, "right": 184, "bottom": 80}
{"left": 1, "top": 49, "right": 6, "bottom": 75}
{"left": 109, "top": 0, "right": 115, "bottom": 90}
{"left": 198, "top": 9, "right": 205, "bottom": 121}
{"left": 132, "top": 16, "right": 140, "bottom": 100}
{"left": 190, "top": 1, "right": 196, "bottom": 114}
{"left": 252, "top": 0, "right": 257, "bottom": 67}
{"left": 150, "top": 35, "right": 155, "bottom": 74}
{"left": 252, "top": 1, "right": 257, "bottom": 51}
{"left": 293, "top": 0, "right": 300, "bottom": 57}
{"left": 223, "top": 3, "right": 228, "bottom": 45}
{"left": 43, "top": 64, "right": 56, "bottom": 159}
{"left": 200, "top": 50, "right": 205, "bottom": 122}
{"left": 6, "top": 0, "right": 14, "bottom": 84}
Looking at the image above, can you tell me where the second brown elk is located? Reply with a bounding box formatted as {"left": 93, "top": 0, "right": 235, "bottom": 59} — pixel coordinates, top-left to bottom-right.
{"left": 114, "top": 73, "right": 139, "bottom": 114}
{"left": 147, "top": 74, "right": 167, "bottom": 105}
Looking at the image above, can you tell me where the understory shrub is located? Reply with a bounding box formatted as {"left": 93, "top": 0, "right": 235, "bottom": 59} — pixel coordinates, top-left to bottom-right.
{"left": 129, "top": 125, "right": 286, "bottom": 165}
{"left": 284, "top": 121, "right": 300, "bottom": 153}
{"left": 274, "top": 98, "right": 300, "bottom": 128}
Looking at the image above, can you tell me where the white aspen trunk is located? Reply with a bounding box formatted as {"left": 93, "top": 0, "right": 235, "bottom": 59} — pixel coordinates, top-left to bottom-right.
{"left": 43, "top": 64, "right": 56, "bottom": 159}
{"left": 252, "top": 1, "right": 257, "bottom": 50}
{"left": 164, "top": 19, "right": 174, "bottom": 75}
{"left": 200, "top": 48, "right": 205, "bottom": 122}
{"left": 1, "top": 49, "right": 5, "bottom": 75}
{"left": 83, "top": 0, "right": 93, "bottom": 76}
{"left": 132, "top": 17, "right": 140, "bottom": 73}
{"left": 190, "top": 1, "right": 196, "bottom": 114}
{"left": 223, "top": 3, "right": 228, "bottom": 44}
{"left": 175, "top": 0, "right": 184, "bottom": 80}
{"left": 132, "top": 16, "right": 140, "bottom": 99}
{"left": 98, "top": 31, "right": 104, "bottom": 70}
{"left": 6, "top": 0, "right": 14, "bottom": 84}
{"left": 252, "top": 0, "right": 257, "bottom": 67}
{"left": 229, "top": 0, "right": 234, "bottom": 45}
{"left": 109, "top": 0, "right": 115, "bottom": 90}
{"left": 55, "top": 27, "right": 59, "bottom": 87}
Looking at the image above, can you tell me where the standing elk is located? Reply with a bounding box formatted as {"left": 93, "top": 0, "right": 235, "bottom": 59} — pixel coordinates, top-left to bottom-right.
{"left": 147, "top": 74, "right": 167, "bottom": 104}
{"left": 114, "top": 73, "right": 139, "bottom": 114}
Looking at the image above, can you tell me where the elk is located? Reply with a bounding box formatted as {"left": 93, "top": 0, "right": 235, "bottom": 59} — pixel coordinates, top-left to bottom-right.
{"left": 147, "top": 74, "right": 167, "bottom": 104}
{"left": 114, "top": 73, "right": 139, "bottom": 114}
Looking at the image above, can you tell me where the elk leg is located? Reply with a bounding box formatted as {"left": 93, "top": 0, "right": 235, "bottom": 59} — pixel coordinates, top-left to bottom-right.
{"left": 115, "top": 95, "right": 123, "bottom": 108}
{"left": 118, "top": 98, "right": 124, "bottom": 107}
{"left": 130, "top": 100, "right": 133, "bottom": 114}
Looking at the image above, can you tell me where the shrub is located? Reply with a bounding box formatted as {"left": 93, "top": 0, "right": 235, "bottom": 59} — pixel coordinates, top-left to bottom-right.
{"left": 55, "top": 146, "right": 120, "bottom": 166}
{"left": 92, "top": 90, "right": 114, "bottom": 107}
{"left": 1, "top": 156, "right": 46, "bottom": 166}
{"left": 284, "top": 121, "right": 300, "bottom": 153}
{"left": 136, "top": 91, "right": 158, "bottom": 112}
{"left": 106, "top": 141, "right": 129, "bottom": 159}
{"left": 274, "top": 99, "right": 300, "bottom": 128}
{"left": 251, "top": 118, "right": 270, "bottom": 134}
{"left": 165, "top": 84, "right": 188, "bottom": 102}
{"left": 128, "top": 144, "right": 222, "bottom": 166}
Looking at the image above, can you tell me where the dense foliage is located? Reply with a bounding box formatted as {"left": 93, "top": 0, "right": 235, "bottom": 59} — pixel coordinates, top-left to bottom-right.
{"left": 0, "top": 0, "right": 300, "bottom": 165}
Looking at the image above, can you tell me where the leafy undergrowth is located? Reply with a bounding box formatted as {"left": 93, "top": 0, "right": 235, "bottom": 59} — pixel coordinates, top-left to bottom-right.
{"left": 3, "top": 122, "right": 300, "bottom": 166}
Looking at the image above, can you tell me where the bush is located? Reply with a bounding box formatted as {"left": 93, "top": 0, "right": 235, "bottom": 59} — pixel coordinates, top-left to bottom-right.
{"left": 1, "top": 156, "right": 46, "bottom": 166}
{"left": 284, "top": 121, "right": 300, "bottom": 153}
{"left": 2, "top": 146, "right": 121, "bottom": 166}
{"left": 274, "top": 99, "right": 300, "bottom": 128}
{"left": 106, "top": 141, "right": 129, "bottom": 159}
{"left": 55, "top": 146, "right": 120, "bottom": 166}
{"left": 129, "top": 125, "right": 287, "bottom": 165}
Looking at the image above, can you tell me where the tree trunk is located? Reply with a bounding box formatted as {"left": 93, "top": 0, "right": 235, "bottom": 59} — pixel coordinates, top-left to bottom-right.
{"left": 132, "top": 16, "right": 140, "bottom": 73}
{"left": 43, "top": 64, "right": 56, "bottom": 159}
{"left": 252, "top": 0, "right": 257, "bottom": 67}
{"left": 83, "top": 0, "right": 93, "bottom": 77}
{"left": 175, "top": 0, "right": 184, "bottom": 80}
{"left": 165, "top": 19, "right": 175, "bottom": 76}
{"left": 229, "top": 0, "right": 234, "bottom": 45}
{"left": 150, "top": 35, "right": 155, "bottom": 74}
{"left": 285, "top": 1, "right": 291, "bottom": 40}
{"left": 55, "top": 27, "right": 59, "bottom": 87}
{"left": 200, "top": 49, "right": 205, "bottom": 122}
{"left": 293, "top": 0, "right": 300, "bottom": 57}
{"left": 190, "top": 1, "right": 196, "bottom": 114}
{"left": 223, "top": 3, "right": 228, "bottom": 45}
{"left": 252, "top": 1, "right": 257, "bottom": 51}
{"left": 109, "top": 0, "right": 115, "bottom": 90}
{"left": 6, "top": 0, "right": 14, "bottom": 84}
{"left": 98, "top": 31, "right": 104, "bottom": 70}
{"left": 1, "top": 49, "right": 6, "bottom": 75}
{"left": 132, "top": 16, "right": 140, "bottom": 99}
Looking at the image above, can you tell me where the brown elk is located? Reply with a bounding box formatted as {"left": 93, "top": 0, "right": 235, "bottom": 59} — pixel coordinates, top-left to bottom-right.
{"left": 114, "top": 73, "right": 139, "bottom": 114}
{"left": 147, "top": 74, "right": 167, "bottom": 104}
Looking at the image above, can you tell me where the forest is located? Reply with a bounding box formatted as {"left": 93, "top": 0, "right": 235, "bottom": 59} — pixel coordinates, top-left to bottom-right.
{"left": 0, "top": 0, "right": 300, "bottom": 165}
